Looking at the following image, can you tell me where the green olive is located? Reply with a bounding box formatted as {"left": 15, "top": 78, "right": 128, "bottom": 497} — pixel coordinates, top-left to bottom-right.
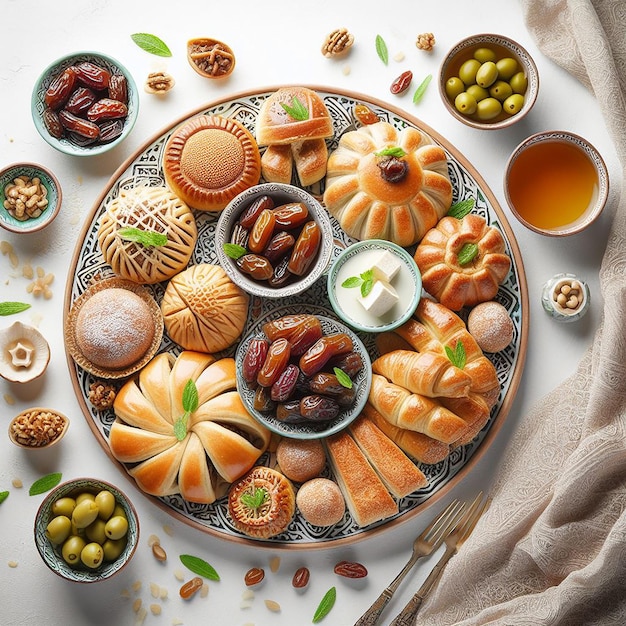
{"left": 80, "top": 542, "right": 104, "bottom": 569}
{"left": 62, "top": 535, "right": 86, "bottom": 566}
{"left": 103, "top": 538, "right": 127, "bottom": 561}
{"left": 476, "top": 61, "right": 498, "bottom": 88}
{"left": 510, "top": 71, "right": 528, "bottom": 94}
{"left": 476, "top": 97, "right": 503, "bottom": 120}
{"left": 473, "top": 47, "right": 497, "bottom": 63}
{"left": 489, "top": 80, "right": 513, "bottom": 102}
{"left": 51, "top": 497, "right": 76, "bottom": 518}
{"left": 75, "top": 492, "right": 95, "bottom": 505}
{"left": 112, "top": 504, "right": 127, "bottom": 519}
{"left": 503, "top": 93, "right": 525, "bottom": 115}
{"left": 104, "top": 515, "right": 129, "bottom": 541}
{"left": 496, "top": 57, "right": 519, "bottom": 80}
{"left": 46, "top": 515, "right": 72, "bottom": 545}
{"left": 71, "top": 499, "right": 100, "bottom": 529}
{"left": 95, "top": 490, "right": 116, "bottom": 521}
{"left": 454, "top": 92, "right": 478, "bottom": 116}
{"left": 85, "top": 518, "right": 107, "bottom": 544}
{"left": 466, "top": 84, "right": 489, "bottom": 102}
{"left": 445, "top": 77, "right": 465, "bottom": 100}
{"left": 458, "top": 59, "right": 481, "bottom": 86}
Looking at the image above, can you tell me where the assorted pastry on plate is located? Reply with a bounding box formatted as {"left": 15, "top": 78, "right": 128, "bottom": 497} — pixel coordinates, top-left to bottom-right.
{"left": 64, "top": 85, "right": 516, "bottom": 540}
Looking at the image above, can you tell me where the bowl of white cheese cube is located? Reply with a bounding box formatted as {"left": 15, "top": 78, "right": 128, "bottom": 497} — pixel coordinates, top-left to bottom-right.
{"left": 327, "top": 239, "right": 422, "bottom": 333}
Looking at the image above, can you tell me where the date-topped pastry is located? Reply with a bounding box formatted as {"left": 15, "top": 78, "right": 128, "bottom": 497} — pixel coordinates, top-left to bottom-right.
{"left": 323, "top": 121, "right": 453, "bottom": 247}
{"left": 163, "top": 114, "right": 261, "bottom": 212}
{"left": 414, "top": 213, "right": 511, "bottom": 311}
{"left": 109, "top": 351, "right": 271, "bottom": 504}
{"left": 97, "top": 185, "right": 197, "bottom": 284}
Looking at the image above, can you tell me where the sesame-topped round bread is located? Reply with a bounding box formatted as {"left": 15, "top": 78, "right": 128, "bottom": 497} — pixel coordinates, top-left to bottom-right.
{"left": 74, "top": 288, "right": 156, "bottom": 370}
{"left": 161, "top": 263, "right": 249, "bottom": 353}
{"left": 97, "top": 186, "right": 197, "bottom": 284}
{"left": 163, "top": 115, "right": 261, "bottom": 212}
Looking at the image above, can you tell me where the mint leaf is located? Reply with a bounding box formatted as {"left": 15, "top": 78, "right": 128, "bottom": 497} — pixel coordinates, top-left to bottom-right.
{"left": 29, "top": 472, "right": 62, "bottom": 496}
{"left": 412, "top": 74, "right": 433, "bottom": 104}
{"left": 375, "top": 35, "right": 388, "bottom": 65}
{"left": 333, "top": 367, "right": 352, "bottom": 389}
{"left": 458, "top": 243, "right": 479, "bottom": 265}
{"left": 0, "top": 302, "right": 31, "bottom": 316}
{"left": 360, "top": 278, "right": 374, "bottom": 298}
{"left": 313, "top": 586, "right": 337, "bottom": 623}
{"left": 222, "top": 243, "right": 247, "bottom": 260}
{"left": 130, "top": 33, "right": 172, "bottom": 57}
{"left": 118, "top": 227, "right": 168, "bottom": 247}
{"left": 179, "top": 554, "right": 220, "bottom": 581}
{"left": 182, "top": 379, "right": 199, "bottom": 413}
{"left": 375, "top": 146, "right": 407, "bottom": 158}
{"left": 447, "top": 199, "right": 475, "bottom": 219}
{"left": 341, "top": 276, "right": 363, "bottom": 289}
{"left": 445, "top": 341, "right": 467, "bottom": 369}
{"left": 280, "top": 96, "right": 309, "bottom": 121}
{"left": 240, "top": 487, "right": 267, "bottom": 511}
{"left": 0, "top": 491, "right": 9, "bottom": 505}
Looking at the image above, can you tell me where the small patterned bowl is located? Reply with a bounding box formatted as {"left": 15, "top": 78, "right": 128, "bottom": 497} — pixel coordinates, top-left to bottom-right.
{"left": 0, "top": 163, "right": 62, "bottom": 234}
{"left": 31, "top": 51, "right": 139, "bottom": 156}
{"left": 215, "top": 183, "right": 334, "bottom": 300}
{"left": 34, "top": 477, "right": 139, "bottom": 583}
{"left": 439, "top": 33, "right": 539, "bottom": 130}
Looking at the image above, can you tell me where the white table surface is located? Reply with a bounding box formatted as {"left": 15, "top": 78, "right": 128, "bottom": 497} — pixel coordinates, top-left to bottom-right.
{"left": 1, "top": 1, "right": 619, "bottom": 625}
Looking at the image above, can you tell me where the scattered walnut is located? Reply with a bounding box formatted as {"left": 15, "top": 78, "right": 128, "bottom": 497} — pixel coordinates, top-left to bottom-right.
{"left": 322, "top": 28, "right": 354, "bottom": 58}
{"left": 88, "top": 380, "right": 117, "bottom": 410}
{"left": 415, "top": 32, "right": 436, "bottom": 51}
{"left": 144, "top": 71, "right": 175, "bottom": 95}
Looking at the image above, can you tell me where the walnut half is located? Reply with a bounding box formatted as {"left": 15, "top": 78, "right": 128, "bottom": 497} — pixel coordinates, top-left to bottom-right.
{"left": 145, "top": 71, "right": 175, "bottom": 95}
{"left": 322, "top": 28, "right": 354, "bottom": 58}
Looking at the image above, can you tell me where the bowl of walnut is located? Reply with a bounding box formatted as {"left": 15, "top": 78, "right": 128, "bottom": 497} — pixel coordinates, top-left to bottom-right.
{"left": 9, "top": 407, "right": 69, "bottom": 450}
{"left": 31, "top": 51, "right": 139, "bottom": 156}
{"left": 0, "top": 162, "right": 62, "bottom": 234}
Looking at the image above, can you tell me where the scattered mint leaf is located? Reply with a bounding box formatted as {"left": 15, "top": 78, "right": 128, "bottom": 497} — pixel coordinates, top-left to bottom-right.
{"left": 173, "top": 379, "right": 198, "bottom": 441}
{"left": 0, "top": 302, "right": 31, "bottom": 316}
{"left": 374, "top": 146, "right": 407, "bottom": 158}
{"left": 458, "top": 242, "right": 479, "bottom": 265}
{"left": 375, "top": 35, "right": 388, "bottom": 65}
{"left": 412, "top": 74, "right": 433, "bottom": 104}
{"left": 360, "top": 277, "right": 374, "bottom": 298}
{"left": 118, "top": 227, "right": 168, "bottom": 247}
{"left": 341, "top": 276, "right": 362, "bottom": 289}
{"left": 447, "top": 199, "right": 475, "bottom": 219}
{"left": 240, "top": 486, "right": 267, "bottom": 512}
{"left": 445, "top": 341, "right": 467, "bottom": 370}
{"left": 222, "top": 243, "right": 247, "bottom": 260}
{"left": 130, "top": 33, "right": 172, "bottom": 57}
{"left": 179, "top": 554, "right": 220, "bottom": 581}
{"left": 0, "top": 491, "right": 9, "bottom": 505}
{"left": 29, "top": 472, "right": 62, "bottom": 496}
{"left": 280, "top": 96, "right": 309, "bottom": 121}
{"left": 313, "top": 586, "right": 337, "bottom": 623}
{"left": 333, "top": 367, "right": 353, "bottom": 389}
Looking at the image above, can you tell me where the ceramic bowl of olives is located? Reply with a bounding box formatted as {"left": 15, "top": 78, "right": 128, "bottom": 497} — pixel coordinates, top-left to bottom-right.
{"left": 215, "top": 183, "right": 334, "bottom": 300}
{"left": 34, "top": 477, "right": 139, "bottom": 583}
{"left": 439, "top": 33, "right": 539, "bottom": 130}
{"left": 235, "top": 306, "right": 372, "bottom": 440}
{"left": 31, "top": 51, "right": 139, "bottom": 156}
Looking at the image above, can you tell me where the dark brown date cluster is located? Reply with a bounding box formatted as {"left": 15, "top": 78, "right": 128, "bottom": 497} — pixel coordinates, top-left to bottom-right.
{"left": 242, "top": 314, "right": 363, "bottom": 426}
{"left": 42, "top": 61, "right": 129, "bottom": 147}
{"left": 228, "top": 194, "right": 322, "bottom": 288}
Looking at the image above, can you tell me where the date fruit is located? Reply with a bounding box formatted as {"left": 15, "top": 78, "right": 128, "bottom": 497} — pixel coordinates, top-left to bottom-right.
{"left": 239, "top": 194, "right": 274, "bottom": 229}
{"left": 292, "top": 566, "right": 310, "bottom": 588}
{"left": 87, "top": 98, "right": 128, "bottom": 122}
{"left": 257, "top": 337, "right": 291, "bottom": 387}
{"left": 237, "top": 254, "right": 274, "bottom": 281}
{"left": 273, "top": 202, "right": 309, "bottom": 229}
{"left": 242, "top": 338, "right": 269, "bottom": 386}
{"left": 108, "top": 74, "right": 128, "bottom": 103}
{"left": 300, "top": 395, "right": 340, "bottom": 421}
{"left": 43, "top": 108, "right": 63, "bottom": 139}
{"left": 58, "top": 110, "right": 100, "bottom": 140}
{"left": 179, "top": 576, "right": 204, "bottom": 599}
{"left": 74, "top": 61, "right": 111, "bottom": 90}
{"left": 45, "top": 67, "right": 77, "bottom": 110}
{"left": 248, "top": 208, "right": 276, "bottom": 253}
{"left": 244, "top": 567, "right": 265, "bottom": 586}
{"left": 390, "top": 70, "right": 413, "bottom": 95}
{"left": 271, "top": 364, "right": 300, "bottom": 402}
{"left": 65, "top": 87, "right": 97, "bottom": 116}
{"left": 262, "top": 231, "right": 295, "bottom": 264}
{"left": 299, "top": 333, "right": 354, "bottom": 377}
{"left": 334, "top": 560, "right": 368, "bottom": 578}
{"left": 288, "top": 220, "right": 321, "bottom": 276}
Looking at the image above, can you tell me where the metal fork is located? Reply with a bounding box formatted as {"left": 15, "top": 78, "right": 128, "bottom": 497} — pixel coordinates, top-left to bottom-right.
{"left": 389, "top": 492, "right": 491, "bottom": 626}
{"left": 353, "top": 499, "right": 466, "bottom": 626}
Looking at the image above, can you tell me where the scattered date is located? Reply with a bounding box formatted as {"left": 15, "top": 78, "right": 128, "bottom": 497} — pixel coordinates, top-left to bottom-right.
{"left": 334, "top": 561, "right": 368, "bottom": 578}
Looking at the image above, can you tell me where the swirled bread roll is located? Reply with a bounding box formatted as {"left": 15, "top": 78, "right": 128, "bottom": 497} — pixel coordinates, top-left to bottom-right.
{"left": 109, "top": 351, "right": 271, "bottom": 504}
{"left": 323, "top": 122, "right": 453, "bottom": 246}
{"left": 414, "top": 213, "right": 511, "bottom": 310}
{"left": 161, "top": 263, "right": 249, "bottom": 353}
{"left": 97, "top": 186, "right": 197, "bottom": 284}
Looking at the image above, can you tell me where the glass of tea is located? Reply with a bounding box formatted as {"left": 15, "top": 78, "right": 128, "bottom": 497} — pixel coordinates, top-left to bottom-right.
{"left": 504, "top": 131, "right": 609, "bottom": 236}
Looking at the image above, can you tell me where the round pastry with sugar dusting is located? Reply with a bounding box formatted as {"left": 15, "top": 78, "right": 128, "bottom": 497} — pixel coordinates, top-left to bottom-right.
{"left": 276, "top": 438, "right": 326, "bottom": 483}
{"left": 163, "top": 114, "right": 261, "bottom": 212}
{"left": 296, "top": 478, "right": 345, "bottom": 527}
{"left": 467, "top": 301, "right": 514, "bottom": 353}
{"left": 74, "top": 288, "right": 155, "bottom": 370}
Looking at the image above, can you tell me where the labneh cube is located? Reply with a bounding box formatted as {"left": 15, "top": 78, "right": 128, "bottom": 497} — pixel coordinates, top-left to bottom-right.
{"left": 359, "top": 280, "right": 399, "bottom": 317}
{"left": 371, "top": 250, "right": 402, "bottom": 283}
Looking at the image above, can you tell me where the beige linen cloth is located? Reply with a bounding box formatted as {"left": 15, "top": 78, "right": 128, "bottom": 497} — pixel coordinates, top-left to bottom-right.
{"left": 419, "top": 1, "right": 626, "bottom": 624}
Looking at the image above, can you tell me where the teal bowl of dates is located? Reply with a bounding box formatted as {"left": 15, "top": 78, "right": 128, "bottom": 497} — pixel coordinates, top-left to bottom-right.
{"left": 215, "top": 183, "right": 334, "bottom": 300}
{"left": 327, "top": 239, "right": 422, "bottom": 333}
{"left": 31, "top": 51, "right": 139, "bottom": 156}
{"left": 34, "top": 477, "right": 139, "bottom": 583}
{"left": 236, "top": 310, "right": 372, "bottom": 439}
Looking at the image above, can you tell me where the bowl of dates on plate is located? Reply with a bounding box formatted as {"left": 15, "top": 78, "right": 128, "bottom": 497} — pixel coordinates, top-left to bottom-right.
{"left": 235, "top": 309, "right": 372, "bottom": 439}
{"left": 31, "top": 51, "right": 139, "bottom": 156}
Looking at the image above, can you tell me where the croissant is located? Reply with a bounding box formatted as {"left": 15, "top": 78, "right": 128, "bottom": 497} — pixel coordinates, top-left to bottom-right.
{"left": 414, "top": 214, "right": 511, "bottom": 310}
{"left": 109, "top": 351, "right": 271, "bottom": 504}
{"left": 441, "top": 393, "right": 491, "bottom": 446}
{"left": 368, "top": 374, "right": 469, "bottom": 444}
{"left": 361, "top": 404, "right": 450, "bottom": 465}
{"left": 372, "top": 350, "right": 471, "bottom": 399}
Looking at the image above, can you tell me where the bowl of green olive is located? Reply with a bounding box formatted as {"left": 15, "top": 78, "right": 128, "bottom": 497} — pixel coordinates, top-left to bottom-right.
{"left": 34, "top": 477, "right": 139, "bottom": 583}
{"left": 439, "top": 33, "right": 539, "bottom": 130}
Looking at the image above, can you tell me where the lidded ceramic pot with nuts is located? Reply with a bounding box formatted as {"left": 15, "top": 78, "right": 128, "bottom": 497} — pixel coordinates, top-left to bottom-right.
{"left": 541, "top": 273, "right": 590, "bottom": 322}
{"left": 0, "top": 321, "right": 50, "bottom": 383}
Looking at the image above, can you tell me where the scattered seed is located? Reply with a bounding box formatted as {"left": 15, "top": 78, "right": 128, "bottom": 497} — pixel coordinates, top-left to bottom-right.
{"left": 132, "top": 580, "right": 143, "bottom": 593}
{"left": 163, "top": 524, "right": 174, "bottom": 536}
{"left": 200, "top": 582, "right": 209, "bottom": 598}
{"left": 147, "top": 534, "right": 161, "bottom": 547}
{"left": 150, "top": 604, "right": 162, "bottom": 616}
{"left": 265, "top": 599, "right": 281, "bottom": 612}
{"left": 8, "top": 560, "right": 18, "bottom": 568}
{"left": 342, "top": 65, "right": 351, "bottom": 76}
{"left": 269, "top": 556, "right": 281, "bottom": 573}
{"left": 12, "top": 478, "right": 23, "bottom": 489}
{"left": 174, "top": 568, "right": 185, "bottom": 582}
{"left": 150, "top": 582, "right": 160, "bottom": 598}
{"left": 394, "top": 51, "right": 406, "bottom": 62}
{"left": 4, "top": 393, "right": 15, "bottom": 405}
{"left": 132, "top": 598, "right": 143, "bottom": 613}
{"left": 152, "top": 543, "right": 167, "bottom": 562}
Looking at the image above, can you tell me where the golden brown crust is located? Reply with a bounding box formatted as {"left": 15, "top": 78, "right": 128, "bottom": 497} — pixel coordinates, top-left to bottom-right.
{"left": 260, "top": 144, "right": 293, "bottom": 184}
{"left": 291, "top": 138, "right": 328, "bottom": 186}
{"left": 323, "top": 122, "right": 453, "bottom": 246}
{"left": 227, "top": 466, "right": 295, "bottom": 539}
{"left": 97, "top": 186, "right": 197, "bottom": 284}
{"left": 163, "top": 114, "right": 261, "bottom": 212}
{"left": 255, "top": 87, "right": 333, "bottom": 146}
{"left": 161, "top": 263, "right": 249, "bottom": 353}
{"left": 414, "top": 214, "right": 512, "bottom": 310}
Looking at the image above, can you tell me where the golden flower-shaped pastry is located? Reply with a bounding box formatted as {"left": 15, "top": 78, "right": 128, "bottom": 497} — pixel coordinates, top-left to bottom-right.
{"left": 109, "top": 351, "right": 271, "bottom": 504}
{"left": 323, "top": 121, "right": 453, "bottom": 246}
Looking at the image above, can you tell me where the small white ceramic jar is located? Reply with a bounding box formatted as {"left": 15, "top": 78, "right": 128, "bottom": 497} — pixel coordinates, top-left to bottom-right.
{"left": 541, "top": 273, "right": 590, "bottom": 322}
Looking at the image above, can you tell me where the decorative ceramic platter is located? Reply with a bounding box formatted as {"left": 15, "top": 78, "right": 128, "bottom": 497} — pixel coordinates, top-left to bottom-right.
{"left": 65, "top": 86, "right": 528, "bottom": 547}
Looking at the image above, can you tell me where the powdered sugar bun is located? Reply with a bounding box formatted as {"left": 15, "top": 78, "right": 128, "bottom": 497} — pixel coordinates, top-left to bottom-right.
{"left": 467, "top": 301, "right": 514, "bottom": 353}
{"left": 276, "top": 438, "right": 326, "bottom": 483}
{"left": 296, "top": 478, "right": 346, "bottom": 527}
